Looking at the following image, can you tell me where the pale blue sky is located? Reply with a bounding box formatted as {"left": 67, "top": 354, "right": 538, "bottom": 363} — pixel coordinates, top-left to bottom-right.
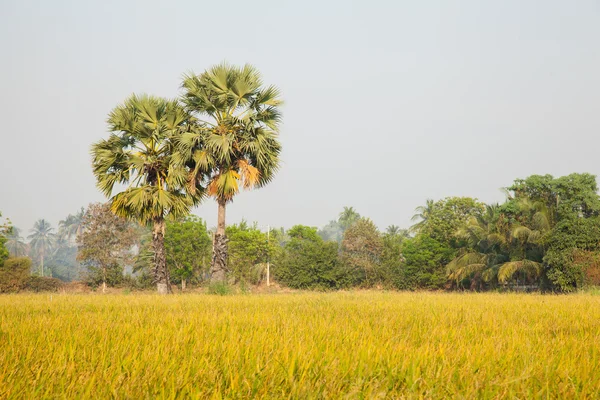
{"left": 1, "top": 0, "right": 599, "bottom": 233}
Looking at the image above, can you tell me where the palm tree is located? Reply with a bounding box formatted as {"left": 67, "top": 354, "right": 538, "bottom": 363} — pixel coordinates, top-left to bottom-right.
{"left": 410, "top": 199, "right": 435, "bottom": 233}
{"left": 5, "top": 226, "right": 28, "bottom": 257}
{"left": 59, "top": 208, "right": 85, "bottom": 242}
{"left": 447, "top": 203, "right": 546, "bottom": 289}
{"left": 28, "top": 219, "right": 55, "bottom": 276}
{"left": 338, "top": 207, "right": 361, "bottom": 231}
{"left": 91, "top": 94, "right": 202, "bottom": 293}
{"left": 177, "top": 63, "right": 283, "bottom": 282}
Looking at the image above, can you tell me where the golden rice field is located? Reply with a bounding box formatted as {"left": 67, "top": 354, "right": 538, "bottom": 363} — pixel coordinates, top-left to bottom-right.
{"left": 1, "top": 292, "right": 600, "bottom": 399}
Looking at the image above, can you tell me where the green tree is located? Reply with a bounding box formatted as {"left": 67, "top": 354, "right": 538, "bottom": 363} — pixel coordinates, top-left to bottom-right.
{"left": 397, "top": 234, "right": 455, "bottom": 290}
{"left": 164, "top": 216, "right": 211, "bottom": 290}
{"left": 28, "top": 219, "right": 56, "bottom": 277}
{"left": 226, "top": 222, "right": 275, "bottom": 285}
{"left": 274, "top": 226, "right": 345, "bottom": 289}
{"left": 77, "top": 203, "right": 137, "bottom": 292}
{"left": 91, "top": 94, "right": 201, "bottom": 293}
{"left": 177, "top": 63, "right": 283, "bottom": 282}
{"left": 341, "top": 218, "right": 384, "bottom": 286}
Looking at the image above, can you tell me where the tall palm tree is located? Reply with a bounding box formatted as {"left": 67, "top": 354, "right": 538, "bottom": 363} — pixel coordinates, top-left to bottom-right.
{"left": 59, "top": 208, "right": 85, "bottom": 242}
{"left": 177, "top": 63, "right": 283, "bottom": 282}
{"left": 91, "top": 94, "right": 202, "bottom": 293}
{"left": 28, "top": 219, "right": 55, "bottom": 276}
{"left": 410, "top": 199, "right": 435, "bottom": 233}
{"left": 338, "top": 207, "right": 360, "bottom": 231}
{"left": 5, "top": 226, "right": 28, "bottom": 257}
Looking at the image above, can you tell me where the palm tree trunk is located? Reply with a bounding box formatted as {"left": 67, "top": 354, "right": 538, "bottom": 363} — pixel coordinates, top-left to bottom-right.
{"left": 102, "top": 266, "right": 107, "bottom": 294}
{"left": 40, "top": 253, "right": 44, "bottom": 277}
{"left": 211, "top": 199, "right": 228, "bottom": 282}
{"left": 152, "top": 218, "right": 170, "bottom": 294}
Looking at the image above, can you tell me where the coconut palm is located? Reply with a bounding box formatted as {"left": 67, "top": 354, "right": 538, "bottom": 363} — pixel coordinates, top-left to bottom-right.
{"left": 28, "top": 219, "right": 56, "bottom": 276}
{"left": 338, "top": 207, "right": 360, "bottom": 231}
{"left": 447, "top": 202, "right": 546, "bottom": 289}
{"left": 5, "top": 226, "right": 28, "bottom": 257}
{"left": 59, "top": 208, "right": 85, "bottom": 242}
{"left": 177, "top": 63, "right": 283, "bottom": 282}
{"left": 91, "top": 94, "right": 202, "bottom": 293}
{"left": 410, "top": 199, "right": 435, "bottom": 233}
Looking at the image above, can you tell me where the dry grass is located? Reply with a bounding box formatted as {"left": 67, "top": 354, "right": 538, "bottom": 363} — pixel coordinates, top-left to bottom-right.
{"left": 1, "top": 291, "right": 600, "bottom": 399}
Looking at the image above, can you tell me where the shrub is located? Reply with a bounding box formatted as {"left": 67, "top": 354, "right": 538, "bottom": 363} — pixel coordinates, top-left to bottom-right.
{"left": 208, "top": 281, "right": 232, "bottom": 295}
{"left": 0, "top": 257, "right": 32, "bottom": 293}
{"left": 24, "top": 276, "right": 63, "bottom": 292}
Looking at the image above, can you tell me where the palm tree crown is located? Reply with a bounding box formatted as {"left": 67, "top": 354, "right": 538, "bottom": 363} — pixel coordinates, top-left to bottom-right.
{"left": 177, "top": 63, "right": 283, "bottom": 203}
{"left": 28, "top": 219, "right": 56, "bottom": 276}
{"left": 6, "top": 226, "right": 28, "bottom": 257}
{"left": 92, "top": 94, "right": 201, "bottom": 224}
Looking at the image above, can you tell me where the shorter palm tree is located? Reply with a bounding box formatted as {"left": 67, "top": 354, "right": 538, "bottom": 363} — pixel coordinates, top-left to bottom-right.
{"left": 410, "top": 199, "right": 435, "bottom": 233}
{"left": 59, "top": 208, "right": 85, "bottom": 242}
{"left": 5, "top": 227, "right": 28, "bottom": 257}
{"left": 28, "top": 219, "right": 56, "bottom": 276}
{"left": 339, "top": 207, "right": 360, "bottom": 230}
{"left": 91, "top": 94, "right": 202, "bottom": 293}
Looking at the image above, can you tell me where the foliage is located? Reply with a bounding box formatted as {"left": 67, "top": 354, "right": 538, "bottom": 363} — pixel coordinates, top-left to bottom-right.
{"left": 396, "top": 234, "right": 455, "bottom": 290}
{"left": 226, "top": 222, "right": 274, "bottom": 285}
{"left": 274, "top": 225, "right": 346, "bottom": 289}
{"left": 77, "top": 203, "right": 137, "bottom": 289}
{"left": 207, "top": 281, "right": 233, "bottom": 295}
{"left": 23, "top": 276, "right": 63, "bottom": 292}
{"left": 164, "top": 216, "right": 212, "bottom": 286}
{"left": 92, "top": 94, "right": 201, "bottom": 225}
{"left": 340, "top": 218, "right": 383, "bottom": 286}
{"left": 0, "top": 257, "right": 31, "bottom": 293}
{"left": 544, "top": 216, "right": 600, "bottom": 291}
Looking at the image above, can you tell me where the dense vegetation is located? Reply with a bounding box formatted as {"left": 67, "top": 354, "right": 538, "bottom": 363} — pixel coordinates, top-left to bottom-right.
{"left": 2, "top": 292, "right": 600, "bottom": 398}
{"left": 2, "top": 172, "right": 600, "bottom": 293}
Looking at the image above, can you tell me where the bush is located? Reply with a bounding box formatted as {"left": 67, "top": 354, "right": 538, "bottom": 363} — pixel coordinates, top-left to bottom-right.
{"left": 274, "top": 226, "right": 348, "bottom": 290}
{"left": 208, "top": 281, "right": 232, "bottom": 295}
{"left": 0, "top": 257, "right": 32, "bottom": 293}
{"left": 24, "top": 276, "right": 63, "bottom": 292}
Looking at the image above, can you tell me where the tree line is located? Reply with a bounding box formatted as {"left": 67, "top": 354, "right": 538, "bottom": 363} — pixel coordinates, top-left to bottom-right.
{"left": 2, "top": 171, "right": 600, "bottom": 293}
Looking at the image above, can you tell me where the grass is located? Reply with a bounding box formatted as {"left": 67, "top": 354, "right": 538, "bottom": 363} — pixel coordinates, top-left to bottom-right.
{"left": 1, "top": 292, "right": 600, "bottom": 399}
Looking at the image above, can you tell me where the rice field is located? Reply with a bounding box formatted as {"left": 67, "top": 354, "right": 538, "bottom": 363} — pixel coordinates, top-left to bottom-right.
{"left": 1, "top": 292, "right": 600, "bottom": 399}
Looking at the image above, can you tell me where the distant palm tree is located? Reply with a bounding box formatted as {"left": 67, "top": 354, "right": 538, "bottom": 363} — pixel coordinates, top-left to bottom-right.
{"left": 28, "top": 219, "right": 56, "bottom": 276}
{"left": 339, "top": 207, "right": 360, "bottom": 230}
{"left": 59, "top": 208, "right": 85, "bottom": 242}
{"left": 410, "top": 199, "right": 435, "bottom": 233}
{"left": 178, "top": 63, "right": 283, "bottom": 282}
{"left": 386, "top": 225, "right": 401, "bottom": 235}
{"left": 5, "top": 226, "right": 28, "bottom": 257}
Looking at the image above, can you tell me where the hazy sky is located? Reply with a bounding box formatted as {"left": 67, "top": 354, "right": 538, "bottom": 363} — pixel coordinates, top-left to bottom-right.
{"left": 1, "top": 0, "right": 599, "bottom": 234}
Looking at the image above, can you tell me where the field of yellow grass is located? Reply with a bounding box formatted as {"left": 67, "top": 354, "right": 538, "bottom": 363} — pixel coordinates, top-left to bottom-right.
{"left": 1, "top": 291, "right": 600, "bottom": 398}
